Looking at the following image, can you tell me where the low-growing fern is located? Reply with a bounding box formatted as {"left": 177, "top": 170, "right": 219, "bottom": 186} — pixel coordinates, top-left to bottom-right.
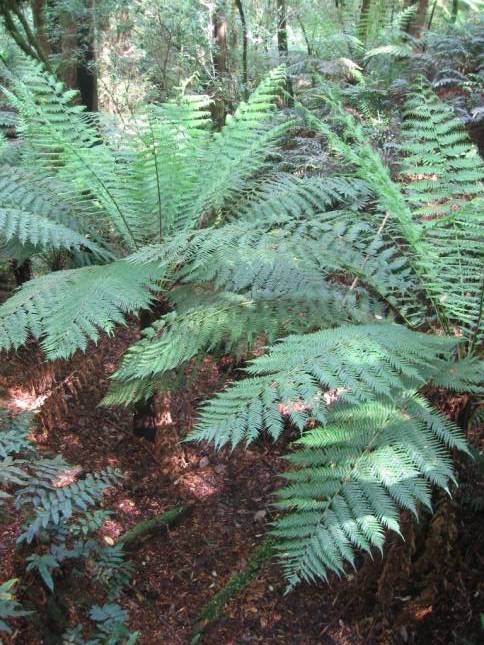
{"left": 0, "top": 410, "right": 132, "bottom": 636}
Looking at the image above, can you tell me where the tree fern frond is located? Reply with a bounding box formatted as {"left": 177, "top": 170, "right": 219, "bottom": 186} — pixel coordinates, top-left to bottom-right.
{"left": 0, "top": 207, "right": 110, "bottom": 256}
{"left": 1, "top": 61, "right": 139, "bottom": 249}
{"left": 0, "top": 261, "right": 164, "bottom": 358}
{"left": 401, "top": 82, "right": 484, "bottom": 343}
{"left": 182, "top": 67, "right": 292, "bottom": 227}
{"left": 273, "top": 395, "right": 467, "bottom": 589}
{"left": 189, "top": 323, "right": 470, "bottom": 448}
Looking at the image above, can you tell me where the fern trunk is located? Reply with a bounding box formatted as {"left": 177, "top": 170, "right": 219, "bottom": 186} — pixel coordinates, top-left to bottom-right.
{"left": 132, "top": 302, "right": 170, "bottom": 441}
{"left": 11, "top": 259, "right": 32, "bottom": 286}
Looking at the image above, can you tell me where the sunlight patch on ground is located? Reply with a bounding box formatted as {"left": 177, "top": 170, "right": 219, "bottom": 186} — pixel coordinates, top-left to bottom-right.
{"left": 6, "top": 387, "right": 48, "bottom": 412}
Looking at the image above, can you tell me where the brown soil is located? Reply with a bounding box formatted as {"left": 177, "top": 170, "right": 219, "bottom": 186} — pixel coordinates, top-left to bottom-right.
{"left": 0, "top": 327, "right": 482, "bottom": 645}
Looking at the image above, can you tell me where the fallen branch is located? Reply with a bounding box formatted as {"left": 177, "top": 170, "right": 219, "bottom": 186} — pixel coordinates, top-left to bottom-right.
{"left": 191, "top": 538, "right": 274, "bottom": 643}
{"left": 118, "top": 506, "right": 188, "bottom": 547}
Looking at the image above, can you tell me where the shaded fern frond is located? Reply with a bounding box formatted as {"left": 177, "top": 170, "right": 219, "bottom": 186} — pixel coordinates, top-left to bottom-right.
{"left": 0, "top": 207, "right": 109, "bottom": 256}
{"left": 0, "top": 579, "right": 29, "bottom": 635}
{"left": 16, "top": 457, "right": 122, "bottom": 544}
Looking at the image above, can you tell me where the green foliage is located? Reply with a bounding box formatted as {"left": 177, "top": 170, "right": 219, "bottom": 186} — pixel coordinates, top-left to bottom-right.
{"left": 401, "top": 80, "right": 484, "bottom": 345}
{"left": 63, "top": 603, "right": 139, "bottom": 644}
{"left": 274, "top": 396, "right": 468, "bottom": 587}
{"left": 0, "top": 62, "right": 296, "bottom": 363}
{"left": 305, "top": 83, "right": 484, "bottom": 345}
{"left": 0, "top": 578, "right": 29, "bottom": 636}
{"left": 189, "top": 85, "right": 482, "bottom": 589}
{"left": 0, "top": 34, "right": 482, "bottom": 602}
{"left": 190, "top": 323, "right": 478, "bottom": 448}
{"left": 0, "top": 261, "right": 164, "bottom": 357}
{"left": 0, "top": 410, "right": 132, "bottom": 636}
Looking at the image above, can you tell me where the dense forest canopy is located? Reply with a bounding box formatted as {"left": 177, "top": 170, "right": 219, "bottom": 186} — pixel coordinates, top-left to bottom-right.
{"left": 0, "top": 1, "right": 482, "bottom": 643}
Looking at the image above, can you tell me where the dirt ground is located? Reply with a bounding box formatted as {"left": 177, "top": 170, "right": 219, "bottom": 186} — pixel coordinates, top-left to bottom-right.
{"left": 1, "top": 325, "right": 482, "bottom": 645}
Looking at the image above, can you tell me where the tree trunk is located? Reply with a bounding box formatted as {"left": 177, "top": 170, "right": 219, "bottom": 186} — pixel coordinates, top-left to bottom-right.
{"left": 427, "top": 0, "right": 438, "bottom": 30}
{"left": 77, "top": 17, "right": 98, "bottom": 111}
{"left": 276, "top": 0, "right": 293, "bottom": 104}
{"left": 406, "top": 0, "right": 430, "bottom": 39}
{"left": 211, "top": 7, "right": 229, "bottom": 128}
{"left": 58, "top": 4, "right": 98, "bottom": 112}
{"left": 451, "top": 0, "right": 459, "bottom": 24}
{"left": 31, "top": 0, "right": 50, "bottom": 58}
{"left": 357, "top": 0, "right": 372, "bottom": 44}
{"left": 234, "top": 0, "right": 248, "bottom": 98}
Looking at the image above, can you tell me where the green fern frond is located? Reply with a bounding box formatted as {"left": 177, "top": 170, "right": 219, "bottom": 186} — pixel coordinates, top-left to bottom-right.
{"left": 189, "top": 323, "right": 473, "bottom": 449}
{"left": 401, "top": 81, "right": 484, "bottom": 344}
{"left": 16, "top": 457, "right": 122, "bottom": 544}
{"left": 0, "top": 207, "right": 109, "bottom": 255}
{"left": 273, "top": 395, "right": 467, "bottom": 588}
{"left": 107, "top": 287, "right": 374, "bottom": 403}
{"left": 0, "top": 579, "right": 29, "bottom": 635}
{"left": 0, "top": 261, "right": 164, "bottom": 358}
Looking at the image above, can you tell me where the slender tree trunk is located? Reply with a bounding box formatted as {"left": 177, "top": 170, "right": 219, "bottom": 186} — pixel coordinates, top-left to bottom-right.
{"left": 296, "top": 13, "right": 312, "bottom": 56}
{"left": 451, "top": 0, "right": 459, "bottom": 24}
{"left": 31, "top": 0, "right": 50, "bottom": 58}
{"left": 234, "top": 0, "right": 248, "bottom": 98}
{"left": 406, "top": 0, "right": 430, "bottom": 38}
{"left": 59, "top": 10, "right": 78, "bottom": 91}
{"left": 276, "top": 0, "right": 293, "bottom": 104}
{"left": 427, "top": 0, "right": 438, "bottom": 30}
{"left": 211, "top": 7, "right": 229, "bottom": 128}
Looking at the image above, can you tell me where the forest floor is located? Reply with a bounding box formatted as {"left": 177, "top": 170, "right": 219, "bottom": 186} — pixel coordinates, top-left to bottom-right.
{"left": 0, "top": 325, "right": 482, "bottom": 645}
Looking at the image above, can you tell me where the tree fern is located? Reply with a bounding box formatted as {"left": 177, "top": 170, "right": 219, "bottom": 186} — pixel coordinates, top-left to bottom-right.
{"left": 304, "top": 84, "right": 484, "bottom": 345}
{"left": 188, "top": 83, "right": 482, "bottom": 589}
{"left": 0, "top": 62, "right": 297, "bottom": 365}
{"left": 190, "top": 323, "right": 479, "bottom": 587}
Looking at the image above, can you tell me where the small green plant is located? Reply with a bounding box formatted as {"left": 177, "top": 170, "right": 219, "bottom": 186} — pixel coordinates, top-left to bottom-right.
{"left": 0, "top": 410, "right": 133, "bottom": 638}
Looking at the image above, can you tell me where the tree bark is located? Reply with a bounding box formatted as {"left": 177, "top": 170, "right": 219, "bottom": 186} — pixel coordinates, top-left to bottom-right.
{"left": 31, "top": 0, "right": 50, "bottom": 57}
{"left": 276, "top": 0, "right": 293, "bottom": 104}
{"left": 11, "top": 259, "right": 32, "bottom": 286}
{"left": 58, "top": 3, "right": 98, "bottom": 112}
{"left": 234, "top": 0, "right": 248, "bottom": 98}
{"left": 357, "top": 0, "right": 372, "bottom": 44}
{"left": 211, "top": 7, "right": 229, "bottom": 128}
{"left": 406, "top": 0, "right": 430, "bottom": 39}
